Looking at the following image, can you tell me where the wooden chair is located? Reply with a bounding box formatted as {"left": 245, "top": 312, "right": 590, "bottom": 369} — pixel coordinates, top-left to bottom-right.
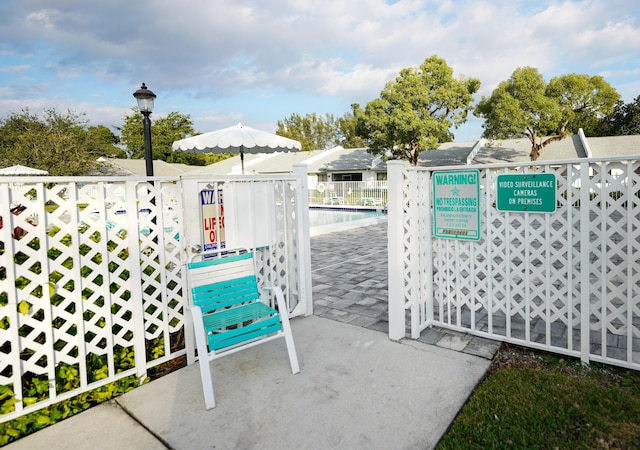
{"left": 187, "top": 250, "right": 300, "bottom": 409}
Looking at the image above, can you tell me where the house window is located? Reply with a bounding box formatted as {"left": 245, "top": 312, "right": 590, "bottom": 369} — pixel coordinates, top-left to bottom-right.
{"left": 333, "top": 173, "right": 362, "bottom": 181}
{"left": 377, "top": 172, "right": 387, "bottom": 181}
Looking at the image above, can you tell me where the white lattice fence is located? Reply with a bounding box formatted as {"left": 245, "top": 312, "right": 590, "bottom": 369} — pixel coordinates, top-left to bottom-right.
{"left": 0, "top": 178, "right": 185, "bottom": 422}
{"left": 0, "top": 171, "right": 311, "bottom": 422}
{"left": 388, "top": 156, "right": 640, "bottom": 370}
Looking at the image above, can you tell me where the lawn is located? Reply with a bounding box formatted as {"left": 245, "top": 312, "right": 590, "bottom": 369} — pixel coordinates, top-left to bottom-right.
{"left": 437, "top": 344, "right": 640, "bottom": 449}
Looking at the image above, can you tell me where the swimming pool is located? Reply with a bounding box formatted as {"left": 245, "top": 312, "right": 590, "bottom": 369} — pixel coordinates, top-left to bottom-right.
{"left": 309, "top": 208, "right": 387, "bottom": 230}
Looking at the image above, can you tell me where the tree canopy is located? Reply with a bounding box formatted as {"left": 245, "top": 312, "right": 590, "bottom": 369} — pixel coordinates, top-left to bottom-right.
{"left": 276, "top": 113, "right": 337, "bottom": 151}
{"left": 276, "top": 110, "right": 369, "bottom": 151}
{"left": 337, "top": 105, "right": 369, "bottom": 149}
{"left": 474, "top": 67, "right": 619, "bottom": 160}
{"left": 0, "top": 108, "right": 122, "bottom": 176}
{"left": 118, "top": 110, "right": 201, "bottom": 163}
{"left": 354, "top": 55, "right": 480, "bottom": 166}
{"left": 594, "top": 96, "right": 640, "bottom": 136}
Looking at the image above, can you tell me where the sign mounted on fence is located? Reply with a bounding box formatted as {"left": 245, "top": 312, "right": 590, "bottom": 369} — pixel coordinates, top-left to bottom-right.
{"left": 200, "top": 189, "right": 226, "bottom": 251}
{"left": 496, "top": 173, "right": 557, "bottom": 213}
{"left": 432, "top": 169, "right": 481, "bottom": 241}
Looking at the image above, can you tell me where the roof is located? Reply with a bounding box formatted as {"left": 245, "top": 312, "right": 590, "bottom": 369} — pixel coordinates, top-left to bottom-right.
{"left": 417, "top": 141, "right": 477, "bottom": 167}
{"left": 305, "top": 147, "right": 381, "bottom": 173}
{"left": 415, "top": 133, "right": 640, "bottom": 168}
{"left": 185, "top": 147, "right": 382, "bottom": 175}
{"left": 583, "top": 135, "right": 640, "bottom": 158}
{"left": 98, "top": 158, "right": 200, "bottom": 176}
{"left": 100, "top": 133, "right": 640, "bottom": 177}
{"left": 0, "top": 164, "right": 49, "bottom": 175}
{"left": 471, "top": 134, "right": 586, "bottom": 165}
{"left": 185, "top": 152, "right": 311, "bottom": 175}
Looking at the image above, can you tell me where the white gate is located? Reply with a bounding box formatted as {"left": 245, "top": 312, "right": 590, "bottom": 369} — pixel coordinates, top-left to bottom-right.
{"left": 388, "top": 156, "right": 640, "bottom": 370}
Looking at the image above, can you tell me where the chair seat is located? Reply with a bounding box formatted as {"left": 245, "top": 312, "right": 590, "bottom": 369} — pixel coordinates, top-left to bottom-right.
{"left": 204, "top": 302, "right": 282, "bottom": 351}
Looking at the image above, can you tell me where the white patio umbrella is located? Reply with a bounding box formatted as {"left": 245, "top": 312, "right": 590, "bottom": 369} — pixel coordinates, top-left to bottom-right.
{"left": 0, "top": 165, "right": 49, "bottom": 175}
{"left": 172, "top": 122, "right": 301, "bottom": 174}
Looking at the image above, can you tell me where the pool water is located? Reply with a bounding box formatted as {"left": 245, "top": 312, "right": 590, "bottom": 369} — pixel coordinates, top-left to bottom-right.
{"left": 309, "top": 208, "right": 386, "bottom": 228}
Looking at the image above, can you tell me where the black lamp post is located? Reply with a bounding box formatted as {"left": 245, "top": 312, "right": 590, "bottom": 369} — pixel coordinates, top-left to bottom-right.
{"left": 133, "top": 83, "right": 157, "bottom": 176}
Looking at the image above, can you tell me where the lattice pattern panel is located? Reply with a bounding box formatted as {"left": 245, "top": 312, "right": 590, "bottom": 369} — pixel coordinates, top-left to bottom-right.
{"left": 582, "top": 161, "right": 640, "bottom": 364}
{"left": 255, "top": 178, "right": 302, "bottom": 315}
{"left": 400, "top": 157, "right": 640, "bottom": 370}
{"left": 0, "top": 178, "right": 185, "bottom": 421}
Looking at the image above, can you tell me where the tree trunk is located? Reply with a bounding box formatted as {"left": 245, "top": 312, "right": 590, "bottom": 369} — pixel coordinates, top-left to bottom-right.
{"left": 530, "top": 142, "right": 543, "bottom": 161}
{"left": 529, "top": 121, "right": 569, "bottom": 161}
{"left": 409, "top": 144, "right": 419, "bottom": 166}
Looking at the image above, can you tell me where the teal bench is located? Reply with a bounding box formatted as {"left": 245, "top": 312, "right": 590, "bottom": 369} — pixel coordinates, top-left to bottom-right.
{"left": 187, "top": 250, "right": 300, "bottom": 409}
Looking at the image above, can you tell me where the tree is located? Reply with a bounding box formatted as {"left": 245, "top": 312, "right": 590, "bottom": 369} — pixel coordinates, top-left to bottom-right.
{"left": 595, "top": 96, "right": 640, "bottom": 136}
{"left": 276, "top": 109, "right": 369, "bottom": 150}
{"left": 475, "top": 67, "right": 619, "bottom": 160}
{"left": 118, "top": 110, "right": 196, "bottom": 161}
{"left": 86, "top": 125, "right": 124, "bottom": 158}
{"left": 0, "top": 108, "right": 118, "bottom": 175}
{"left": 337, "top": 105, "right": 369, "bottom": 148}
{"left": 355, "top": 55, "right": 480, "bottom": 166}
{"left": 276, "top": 113, "right": 339, "bottom": 151}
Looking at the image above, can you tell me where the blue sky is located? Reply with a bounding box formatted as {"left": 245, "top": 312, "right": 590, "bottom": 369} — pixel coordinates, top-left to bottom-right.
{"left": 1, "top": 0, "right": 639, "bottom": 145}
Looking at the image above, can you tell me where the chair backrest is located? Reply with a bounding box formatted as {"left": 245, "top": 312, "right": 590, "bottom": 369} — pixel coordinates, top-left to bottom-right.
{"left": 187, "top": 252, "right": 259, "bottom": 314}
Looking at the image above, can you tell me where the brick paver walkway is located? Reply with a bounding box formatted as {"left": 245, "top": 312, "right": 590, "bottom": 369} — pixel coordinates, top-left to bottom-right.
{"left": 310, "top": 222, "right": 501, "bottom": 359}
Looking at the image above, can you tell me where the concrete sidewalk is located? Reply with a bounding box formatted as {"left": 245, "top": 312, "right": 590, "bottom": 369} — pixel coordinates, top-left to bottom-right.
{"left": 6, "top": 315, "right": 492, "bottom": 450}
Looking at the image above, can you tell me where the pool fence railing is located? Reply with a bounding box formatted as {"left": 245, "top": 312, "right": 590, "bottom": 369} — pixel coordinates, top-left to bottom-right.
{"left": 309, "top": 180, "right": 387, "bottom": 208}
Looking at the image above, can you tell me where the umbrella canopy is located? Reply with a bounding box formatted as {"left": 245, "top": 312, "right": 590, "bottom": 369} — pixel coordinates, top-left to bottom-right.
{"left": 172, "top": 123, "right": 301, "bottom": 174}
{"left": 0, "top": 165, "right": 49, "bottom": 175}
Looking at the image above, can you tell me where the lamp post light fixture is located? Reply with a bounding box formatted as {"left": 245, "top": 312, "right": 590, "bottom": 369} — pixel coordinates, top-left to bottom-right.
{"left": 133, "top": 83, "right": 157, "bottom": 176}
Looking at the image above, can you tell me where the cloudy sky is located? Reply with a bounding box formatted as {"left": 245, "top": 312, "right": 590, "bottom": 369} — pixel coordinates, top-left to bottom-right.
{"left": 1, "top": 0, "right": 639, "bottom": 143}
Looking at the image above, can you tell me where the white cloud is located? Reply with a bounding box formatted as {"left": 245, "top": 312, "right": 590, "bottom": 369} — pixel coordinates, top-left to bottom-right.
{"left": 2, "top": 65, "right": 30, "bottom": 73}
{"left": 0, "top": 0, "right": 638, "bottom": 133}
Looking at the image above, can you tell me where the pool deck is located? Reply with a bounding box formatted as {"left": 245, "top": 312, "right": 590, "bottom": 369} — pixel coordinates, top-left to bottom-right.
{"left": 311, "top": 221, "right": 501, "bottom": 358}
{"left": 309, "top": 215, "right": 388, "bottom": 237}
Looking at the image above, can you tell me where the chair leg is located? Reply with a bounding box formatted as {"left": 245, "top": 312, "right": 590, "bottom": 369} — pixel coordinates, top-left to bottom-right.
{"left": 283, "top": 324, "right": 300, "bottom": 374}
{"left": 190, "top": 306, "right": 216, "bottom": 409}
{"left": 269, "top": 286, "right": 300, "bottom": 374}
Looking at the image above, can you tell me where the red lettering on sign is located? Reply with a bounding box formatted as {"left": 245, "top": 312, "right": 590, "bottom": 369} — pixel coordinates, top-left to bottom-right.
{"left": 203, "top": 215, "right": 225, "bottom": 230}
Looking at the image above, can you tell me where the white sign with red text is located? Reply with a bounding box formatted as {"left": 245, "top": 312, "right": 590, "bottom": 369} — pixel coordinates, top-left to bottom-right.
{"left": 200, "top": 189, "right": 225, "bottom": 251}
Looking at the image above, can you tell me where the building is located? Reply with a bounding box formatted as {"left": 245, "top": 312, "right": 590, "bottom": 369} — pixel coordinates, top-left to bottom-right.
{"left": 101, "top": 132, "right": 640, "bottom": 180}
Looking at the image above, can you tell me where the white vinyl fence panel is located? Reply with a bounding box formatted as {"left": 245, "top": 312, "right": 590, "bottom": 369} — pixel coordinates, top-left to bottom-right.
{"left": 388, "top": 156, "right": 640, "bottom": 370}
{"left": 0, "top": 170, "right": 311, "bottom": 423}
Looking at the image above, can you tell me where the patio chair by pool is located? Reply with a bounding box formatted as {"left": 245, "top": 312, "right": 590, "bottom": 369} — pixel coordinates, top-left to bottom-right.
{"left": 187, "top": 250, "right": 300, "bottom": 409}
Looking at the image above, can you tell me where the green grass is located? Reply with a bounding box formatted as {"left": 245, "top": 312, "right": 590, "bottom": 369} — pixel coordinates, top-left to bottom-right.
{"left": 437, "top": 346, "right": 640, "bottom": 449}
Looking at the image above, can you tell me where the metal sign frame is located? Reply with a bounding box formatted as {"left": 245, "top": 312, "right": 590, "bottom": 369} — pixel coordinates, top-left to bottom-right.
{"left": 496, "top": 173, "right": 557, "bottom": 213}
{"left": 432, "top": 169, "right": 481, "bottom": 240}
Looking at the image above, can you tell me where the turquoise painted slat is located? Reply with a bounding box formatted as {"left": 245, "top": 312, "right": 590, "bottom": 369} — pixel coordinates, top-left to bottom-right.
{"left": 192, "top": 283, "right": 258, "bottom": 304}
{"left": 208, "top": 318, "right": 282, "bottom": 351}
{"left": 203, "top": 302, "right": 277, "bottom": 329}
{"left": 188, "top": 252, "right": 252, "bottom": 270}
{"left": 192, "top": 275, "right": 256, "bottom": 294}
{"left": 195, "top": 295, "right": 256, "bottom": 313}
{"left": 191, "top": 277, "right": 260, "bottom": 312}
{"left": 192, "top": 283, "right": 257, "bottom": 305}
{"left": 206, "top": 313, "right": 280, "bottom": 343}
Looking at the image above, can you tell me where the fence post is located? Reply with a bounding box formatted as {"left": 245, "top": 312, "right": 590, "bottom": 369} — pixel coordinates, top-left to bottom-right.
{"left": 293, "top": 164, "right": 313, "bottom": 316}
{"left": 125, "top": 181, "right": 149, "bottom": 381}
{"left": 388, "top": 161, "right": 406, "bottom": 340}
{"left": 579, "top": 162, "right": 591, "bottom": 365}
